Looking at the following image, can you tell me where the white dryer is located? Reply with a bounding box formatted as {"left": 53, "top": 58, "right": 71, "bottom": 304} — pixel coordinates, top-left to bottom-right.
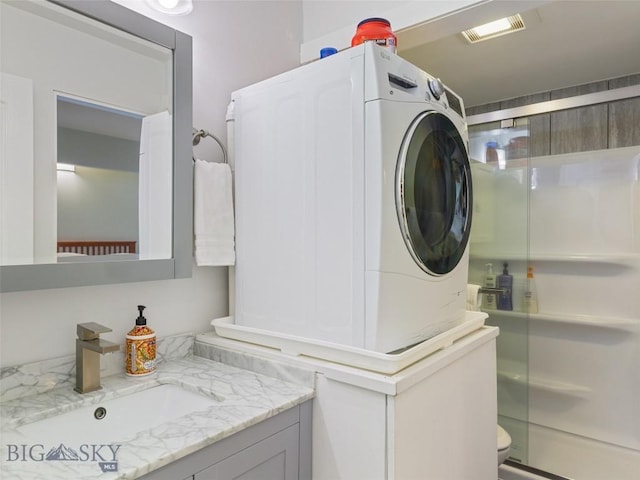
{"left": 229, "top": 43, "right": 473, "bottom": 353}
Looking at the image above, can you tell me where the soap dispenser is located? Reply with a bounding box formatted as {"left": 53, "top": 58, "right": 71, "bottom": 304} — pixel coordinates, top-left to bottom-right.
{"left": 125, "top": 305, "right": 156, "bottom": 376}
{"left": 496, "top": 263, "right": 513, "bottom": 311}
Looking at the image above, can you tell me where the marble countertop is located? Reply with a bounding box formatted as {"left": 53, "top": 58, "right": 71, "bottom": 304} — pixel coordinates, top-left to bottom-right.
{"left": 0, "top": 353, "right": 314, "bottom": 479}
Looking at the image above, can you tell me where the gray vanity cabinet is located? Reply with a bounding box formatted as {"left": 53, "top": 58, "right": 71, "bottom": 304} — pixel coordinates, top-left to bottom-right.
{"left": 140, "top": 401, "right": 311, "bottom": 480}
{"left": 195, "top": 423, "right": 299, "bottom": 479}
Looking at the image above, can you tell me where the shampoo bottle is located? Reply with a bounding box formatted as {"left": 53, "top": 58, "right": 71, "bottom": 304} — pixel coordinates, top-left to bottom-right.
{"left": 484, "top": 263, "right": 497, "bottom": 309}
{"left": 523, "top": 266, "right": 539, "bottom": 313}
{"left": 496, "top": 262, "right": 513, "bottom": 311}
{"left": 125, "top": 305, "right": 156, "bottom": 376}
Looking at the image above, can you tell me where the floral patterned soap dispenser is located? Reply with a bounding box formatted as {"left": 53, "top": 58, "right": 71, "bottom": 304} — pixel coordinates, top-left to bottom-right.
{"left": 125, "top": 305, "right": 156, "bottom": 376}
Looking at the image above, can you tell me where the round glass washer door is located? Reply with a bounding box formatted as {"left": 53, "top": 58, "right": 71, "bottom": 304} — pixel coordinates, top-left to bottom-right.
{"left": 396, "top": 110, "right": 473, "bottom": 276}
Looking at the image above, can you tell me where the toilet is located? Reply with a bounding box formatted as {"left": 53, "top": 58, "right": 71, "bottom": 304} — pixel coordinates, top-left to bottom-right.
{"left": 497, "top": 425, "right": 512, "bottom": 465}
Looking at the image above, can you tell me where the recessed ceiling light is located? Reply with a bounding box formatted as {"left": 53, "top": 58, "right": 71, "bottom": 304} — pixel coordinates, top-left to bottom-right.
{"left": 144, "top": 0, "right": 193, "bottom": 15}
{"left": 462, "top": 14, "right": 525, "bottom": 43}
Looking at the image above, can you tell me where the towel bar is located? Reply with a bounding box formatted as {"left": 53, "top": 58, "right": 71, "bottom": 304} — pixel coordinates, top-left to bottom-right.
{"left": 192, "top": 128, "right": 228, "bottom": 164}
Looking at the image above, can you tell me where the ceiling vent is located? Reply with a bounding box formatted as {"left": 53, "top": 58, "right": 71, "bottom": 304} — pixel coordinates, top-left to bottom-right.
{"left": 462, "top": 14, "right": 525, "bottom": 43}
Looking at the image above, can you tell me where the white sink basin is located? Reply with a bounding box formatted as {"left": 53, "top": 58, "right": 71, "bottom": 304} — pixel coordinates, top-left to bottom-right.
{"left": 15, "top": 384, "right": 219, "bottom": 443}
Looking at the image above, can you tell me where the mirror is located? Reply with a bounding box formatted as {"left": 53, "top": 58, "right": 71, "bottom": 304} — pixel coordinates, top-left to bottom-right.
{"left": 0, "top": 0, "right": 193, "bottom": 291}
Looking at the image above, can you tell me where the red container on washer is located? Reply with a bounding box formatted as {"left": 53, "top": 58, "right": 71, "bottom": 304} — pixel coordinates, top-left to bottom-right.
{"left": 351, "top": 17, "right": 397, "bottom": 53}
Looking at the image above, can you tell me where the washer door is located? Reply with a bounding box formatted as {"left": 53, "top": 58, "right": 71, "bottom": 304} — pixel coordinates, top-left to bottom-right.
{"left": 396, "top": 111, "right": 472, "bottom": 276}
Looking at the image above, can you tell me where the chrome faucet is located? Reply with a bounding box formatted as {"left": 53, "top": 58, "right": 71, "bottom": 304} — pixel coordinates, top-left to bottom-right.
{"left": 75, "top": 322, "right": 120, "bottom": 394}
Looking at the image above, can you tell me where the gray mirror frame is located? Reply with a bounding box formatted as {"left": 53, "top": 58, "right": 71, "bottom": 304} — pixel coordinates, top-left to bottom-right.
{"left": 0, "top": 0, "right": 193, "bottom": 292}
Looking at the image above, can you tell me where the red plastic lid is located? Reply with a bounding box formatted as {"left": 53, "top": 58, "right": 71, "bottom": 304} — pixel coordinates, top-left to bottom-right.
{"left": 357, "top": 17, "right": 391, "bottom": 27}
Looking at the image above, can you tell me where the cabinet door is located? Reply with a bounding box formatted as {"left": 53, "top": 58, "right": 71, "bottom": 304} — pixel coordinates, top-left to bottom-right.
{"left": 195, "top": 424, "right": 299, "bottom": 480}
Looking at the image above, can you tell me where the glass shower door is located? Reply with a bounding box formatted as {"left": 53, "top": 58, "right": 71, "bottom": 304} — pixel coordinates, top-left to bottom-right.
{"left": 464, "top": 80, "right": 639, "bottom": 480}
{"left": 467, "top": 118, "right": 531, "bottom": 465}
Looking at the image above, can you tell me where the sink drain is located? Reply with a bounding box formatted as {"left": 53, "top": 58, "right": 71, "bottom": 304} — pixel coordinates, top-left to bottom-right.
{"left": 94, "top": 406, "right": 107, "bottom": 420}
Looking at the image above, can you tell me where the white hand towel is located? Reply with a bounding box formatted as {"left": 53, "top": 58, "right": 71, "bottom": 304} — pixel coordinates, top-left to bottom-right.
{"left": 194, "top": 159, "right": 235, "bottom": 266}
{"left": 466, "top": 284, "right": 483, "bottom": 311}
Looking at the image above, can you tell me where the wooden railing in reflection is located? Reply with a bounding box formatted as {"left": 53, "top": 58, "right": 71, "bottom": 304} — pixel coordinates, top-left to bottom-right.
{"left": 57, "top": 240, "right": 136, "bottom": 255}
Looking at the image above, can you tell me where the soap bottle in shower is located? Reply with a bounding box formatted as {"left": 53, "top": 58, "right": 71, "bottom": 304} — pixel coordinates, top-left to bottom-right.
{"left": 484, "top": 263, "right": 497, "bottom": 309}
{"left": 496, "top": 263, "right": 513, "bottom": 311}
{"left": 485, "top": 141, "right": 499, "bottom": 163}
{"left": 523, "top": 266, "right": 539, "bottom": 313}
{"left": 125, "top": 305, "right": 156, "bottom": 376}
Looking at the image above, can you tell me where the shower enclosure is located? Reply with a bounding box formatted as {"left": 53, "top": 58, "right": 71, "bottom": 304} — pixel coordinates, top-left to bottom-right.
{"left": 466, "top": 76, "right": 640, "bottom": 480}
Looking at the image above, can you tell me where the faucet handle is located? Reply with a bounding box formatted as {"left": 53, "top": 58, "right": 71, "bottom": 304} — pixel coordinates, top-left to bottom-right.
{"left": 77, "top": 322, "right": 112, "bottom": 340}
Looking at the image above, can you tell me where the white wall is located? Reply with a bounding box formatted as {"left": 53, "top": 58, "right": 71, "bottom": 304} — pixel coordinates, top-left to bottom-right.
{"left": 0, "top": 0, "right": 302, "bottom": 367}
{"left": 57, "top": 167, "right": 138, "bottom": 241}
{"left": 57, "top": 128, "right": 139, "bottom": 241}
{"left": 300, "top": 0, "right": 483, "bottom": 61}
{"left": 301, "top": 0, "right": 405, "bottom": 42}
{"left": 0, "top": 73, "right": 34, "bottom": 265}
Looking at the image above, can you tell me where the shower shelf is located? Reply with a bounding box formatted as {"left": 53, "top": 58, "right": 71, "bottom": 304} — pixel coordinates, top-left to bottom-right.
{"left": 497, "top": 369, "right": 591, "bottom": 395}
{"left": 485, "top": 309, "right": 638, "bottom": 331}
{"left": 471, "top": 253, "right": 640, "bottom": 266}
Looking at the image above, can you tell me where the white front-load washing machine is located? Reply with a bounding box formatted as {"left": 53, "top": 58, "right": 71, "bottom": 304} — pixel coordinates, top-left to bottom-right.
{"left": 229, "top": 42, "right": 472, "bottom": 353}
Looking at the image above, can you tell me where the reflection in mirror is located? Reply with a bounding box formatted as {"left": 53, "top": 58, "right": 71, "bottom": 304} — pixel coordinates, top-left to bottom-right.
{"left": 0, "top": 0, "right": 193, "bottom": 291}
{"left": 56, "top": 96, "right": 141, "bottom": 263}
{"left": 1, "top": 0, "right": 174, "bottom": 267}
{"left": 55, "top": 96, "right": 172, "bottom": 263}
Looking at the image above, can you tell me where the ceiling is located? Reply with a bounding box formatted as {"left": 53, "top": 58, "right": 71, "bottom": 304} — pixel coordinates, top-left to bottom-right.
{"left": 397, "top": 1, "right": 640, "bottom": 108}
{"left": 57, "top": 97, "right": 142, "bottom": 142}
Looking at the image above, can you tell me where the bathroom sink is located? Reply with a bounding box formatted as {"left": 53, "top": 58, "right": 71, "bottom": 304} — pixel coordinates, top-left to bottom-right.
{"left": 14, "top": 384, "right": 220, "bottom": 443}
